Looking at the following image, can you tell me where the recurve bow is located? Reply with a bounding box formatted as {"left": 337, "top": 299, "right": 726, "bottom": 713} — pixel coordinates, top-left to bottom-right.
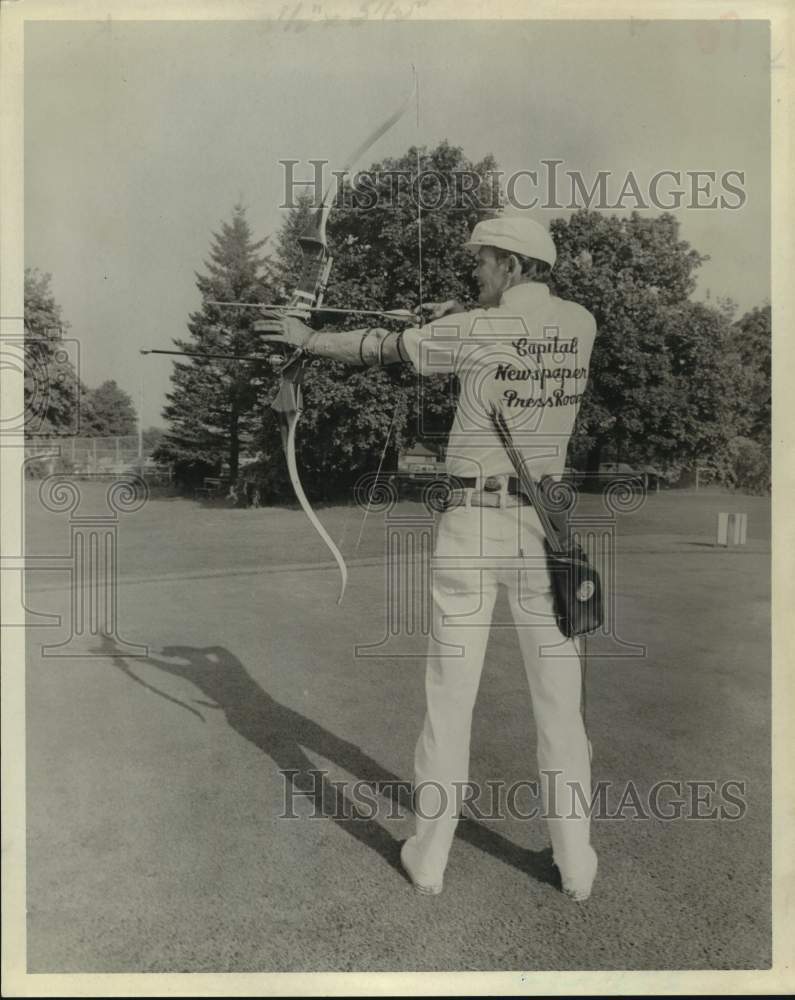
{"left": 264, "top": 77, "right": 417, "bottom": 605}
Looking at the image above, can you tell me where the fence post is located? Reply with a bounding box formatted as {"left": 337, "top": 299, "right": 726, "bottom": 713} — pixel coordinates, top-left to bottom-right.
{"left": 716, "top": 512, "right": 748, "bottom": 547}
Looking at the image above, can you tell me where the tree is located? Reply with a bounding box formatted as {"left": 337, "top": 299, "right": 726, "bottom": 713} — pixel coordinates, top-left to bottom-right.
{"left": 726, "top": 305, "right": 771, "bottom": 445}
{"left": 255, "top": 141, "right": 502, "bottom": 499}
{"left": 157, "top": 205, "right": 277, "bottom": 484}
{"left": 549, "top": 210, "right": 732, "bottom": 473}
{"left": 24, "top": 268, "right": 85, "bottom": 436}
{"left": 141, "top": 426, "right": 165, "bottom": 452}
{"left": 723, "top": 436, "right": 770, "bottom": 495}
{"left": 83, "top": 380, "right": 137, "bottom": 436}
{"left": 646, "top": 299, "right": 748, "bottom": 474}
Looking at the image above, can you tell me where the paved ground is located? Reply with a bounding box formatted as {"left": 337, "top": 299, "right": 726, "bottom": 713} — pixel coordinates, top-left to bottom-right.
{"left": 23, "top": 484, "right": 771, "bottom": 972}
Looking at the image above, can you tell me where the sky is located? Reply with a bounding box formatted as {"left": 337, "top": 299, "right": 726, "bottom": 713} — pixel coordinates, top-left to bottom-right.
{"left": 23, "top": 17, "right": 771, "bottom": 427}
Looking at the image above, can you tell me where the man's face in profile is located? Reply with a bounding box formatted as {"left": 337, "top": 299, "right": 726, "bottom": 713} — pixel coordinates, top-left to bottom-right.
{"left": 473, "top": 245, "right": 510, "bottom": 307}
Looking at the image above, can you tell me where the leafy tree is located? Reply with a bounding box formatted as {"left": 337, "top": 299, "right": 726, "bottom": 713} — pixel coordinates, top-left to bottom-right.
{"left": 549, "top": 210, "right": 733, "bottom": 473}
{"left": 141, "top": 426, "right": 165, "bottom": 452}
{"left": 726, "top": 305, "right": 771, "bottom": 445}
{"left": 156, "top": 205, "right": 277, "bottom": 484}
{"left": 23, "top": 268, "right": 84, "bottom": 436}
{"left": 723, "top": 436, "right": 770, "bottom": 495}
{"left": 83, "top": 380, "right": 137, "bottom": 436}
{"left": 256, "top": 141, "right": 501, "bottom": 499}
{"left": 647, "top": 299, "right": 748, "bottom": 475}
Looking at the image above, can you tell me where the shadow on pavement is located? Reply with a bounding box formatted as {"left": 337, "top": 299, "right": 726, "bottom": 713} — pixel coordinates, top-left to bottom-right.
{"left": 104, "top": 639, "right": 559, "bottom": 891}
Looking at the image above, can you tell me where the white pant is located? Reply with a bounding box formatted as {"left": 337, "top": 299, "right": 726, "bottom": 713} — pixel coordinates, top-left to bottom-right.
{"left": 412, "top": 500, "right": 594, "bottom": 882}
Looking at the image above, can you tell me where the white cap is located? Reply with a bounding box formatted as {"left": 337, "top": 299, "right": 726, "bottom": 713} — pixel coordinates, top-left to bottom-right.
{"left": 463, "top": 216, "right": 557, "bottom": 267}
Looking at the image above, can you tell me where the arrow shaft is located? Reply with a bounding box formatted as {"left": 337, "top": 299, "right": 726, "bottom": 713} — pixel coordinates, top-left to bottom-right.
{"left": 206, "top": 301, "right": 415, "bottom": 322}
{"left": 140, "top": 349, "right": 269, "bottom": 362}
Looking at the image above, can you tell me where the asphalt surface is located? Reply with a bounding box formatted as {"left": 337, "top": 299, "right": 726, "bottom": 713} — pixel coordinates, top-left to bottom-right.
{"left": 23, "top": 486, "right": 771, "bottom": 972}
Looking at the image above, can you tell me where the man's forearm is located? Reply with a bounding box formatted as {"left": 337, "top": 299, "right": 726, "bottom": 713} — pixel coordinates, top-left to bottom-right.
{"left": 305, "top": 327, "right": 410, "bottom": 366}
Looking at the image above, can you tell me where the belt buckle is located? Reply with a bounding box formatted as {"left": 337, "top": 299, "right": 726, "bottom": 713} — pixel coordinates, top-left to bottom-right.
{"left": 483, "top": 476, "right": 502, "bottom": 493}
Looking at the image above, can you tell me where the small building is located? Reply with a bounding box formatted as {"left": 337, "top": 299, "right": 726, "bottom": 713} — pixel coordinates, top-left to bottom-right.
{"left": 397, "top": 443, "right": 446, "bottom": 479}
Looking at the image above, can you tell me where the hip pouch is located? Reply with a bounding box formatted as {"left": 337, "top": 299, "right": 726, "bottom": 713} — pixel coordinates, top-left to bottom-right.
{"left": 542, "top": 535, "right": 603, "bottom": 638}
{"left": 489, "top": 404, "right": 603, "bottom": 638}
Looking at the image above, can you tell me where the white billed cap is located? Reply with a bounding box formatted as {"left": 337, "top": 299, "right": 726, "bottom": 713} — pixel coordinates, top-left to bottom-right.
{"left": 463, "top": 216, "right": 557, "bottom": 267}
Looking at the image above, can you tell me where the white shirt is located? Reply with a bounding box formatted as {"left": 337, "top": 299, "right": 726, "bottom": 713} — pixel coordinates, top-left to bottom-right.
{"left": 401, "top": 282, "right": 597, "bottom": 481}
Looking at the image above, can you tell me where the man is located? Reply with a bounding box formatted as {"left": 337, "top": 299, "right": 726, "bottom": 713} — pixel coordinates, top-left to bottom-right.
{"left": 270, "top": 216, "right": 599, "bottom": 901}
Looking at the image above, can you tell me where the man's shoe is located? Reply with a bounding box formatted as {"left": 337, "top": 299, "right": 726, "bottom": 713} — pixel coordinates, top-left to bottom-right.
{"left": 559, "top": 847, "right": 598, "bottom": 902}
{"left": 400, "top": 837, "right": 444, "bottom": 896}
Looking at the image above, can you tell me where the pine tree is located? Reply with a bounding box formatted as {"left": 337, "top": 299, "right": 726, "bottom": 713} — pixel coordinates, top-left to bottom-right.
{"left": 157, "top": 205, "right": 277, "bottom": 485}
{"left": 24, "top": 268, "right": 85, "bottom": 436}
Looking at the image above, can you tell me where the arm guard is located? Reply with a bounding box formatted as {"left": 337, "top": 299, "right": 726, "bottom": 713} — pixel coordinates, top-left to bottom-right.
{"left": 305, "top": 328, "right": 409, "bottom": 366}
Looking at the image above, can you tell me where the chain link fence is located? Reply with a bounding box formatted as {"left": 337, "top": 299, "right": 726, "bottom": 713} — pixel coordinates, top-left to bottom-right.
{"left": 25, "top": 436, "right": 172, "bottom": 482}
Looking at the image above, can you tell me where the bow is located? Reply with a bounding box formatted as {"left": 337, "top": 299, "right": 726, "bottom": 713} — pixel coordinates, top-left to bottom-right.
{"left": 265, "top": 76, "right": 417, "bottom": 605}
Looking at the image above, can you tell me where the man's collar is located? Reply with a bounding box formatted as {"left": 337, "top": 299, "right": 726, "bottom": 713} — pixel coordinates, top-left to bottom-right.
{"left": 499, "top": 281, "right": 550, "bottom": 309}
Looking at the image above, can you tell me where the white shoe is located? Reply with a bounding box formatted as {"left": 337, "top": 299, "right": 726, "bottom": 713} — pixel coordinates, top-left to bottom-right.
{"left": 559, "top": 847, "right": 598, "bottom": 902}
{"left": 400, "top": 837, "right": 444, "bottom": 896}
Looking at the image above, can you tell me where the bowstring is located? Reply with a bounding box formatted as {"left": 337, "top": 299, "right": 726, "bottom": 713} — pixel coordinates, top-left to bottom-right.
{"left": 354, "top": 68, "right": 423, "bottom": 555}
{"left": 415, "top": 67, "right": 424, "bottom": 322}
{"left": 303, "top": 75, "right": 419, "bottom": 578}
